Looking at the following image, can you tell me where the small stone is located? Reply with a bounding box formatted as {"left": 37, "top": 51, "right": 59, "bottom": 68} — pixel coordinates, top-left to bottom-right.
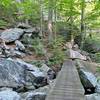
{"left": 15, "top": 40, "right": 25, "bottom": 52}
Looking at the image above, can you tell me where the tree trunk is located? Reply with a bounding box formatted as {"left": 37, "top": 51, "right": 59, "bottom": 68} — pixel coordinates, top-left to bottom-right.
{"left": 54, "top": 0, "right": 57, "bottom": 41}
{"left": 48, "top": 0, "right": 53, "bottom": 44}
{"left": 80, "top": 0, "right": 85, "bottom": 49}
{"left": 70, "top": 0, "right": 74, "bottom": 46}
{"left": 39, "top": 0, "right": 43, "bottom": 37}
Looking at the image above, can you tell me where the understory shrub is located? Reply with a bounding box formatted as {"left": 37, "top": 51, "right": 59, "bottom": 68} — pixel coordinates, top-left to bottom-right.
{"left": 33, "top": 38, "right": 45, "bottom": 56}
{"left": 0, "top": 20, "right": 8, "bottom": 28}
{"left": 47, "top": 35, "right": 66, "bottom": 66}
{"left": 90, "top": 53, "right": 100, "bottom": 63}
{"left": 83, "top": 34, "right": 100, "bottom": 53}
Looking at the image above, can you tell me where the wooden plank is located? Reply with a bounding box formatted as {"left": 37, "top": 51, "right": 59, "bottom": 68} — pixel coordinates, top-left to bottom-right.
{"left": 46, "top": 60, "right": 86, "bottom": 100}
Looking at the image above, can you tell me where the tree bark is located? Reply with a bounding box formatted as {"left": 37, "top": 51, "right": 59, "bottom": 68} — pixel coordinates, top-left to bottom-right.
{"left": 80, "top": 0, "right": 85, "bottom": 49}
{"left": 48, "top": 0, "right": 53, "bottom": 44}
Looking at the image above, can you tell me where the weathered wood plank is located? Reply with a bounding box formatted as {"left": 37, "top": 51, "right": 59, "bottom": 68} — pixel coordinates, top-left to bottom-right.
{"left": 46, "top": 60, "right": 86, "bottom": 100}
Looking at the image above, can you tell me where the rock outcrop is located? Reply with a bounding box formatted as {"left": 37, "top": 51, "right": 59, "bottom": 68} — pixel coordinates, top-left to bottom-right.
{"left": 0, "top": 28, "right": 24, "bottom": 43}
{"left": 0, "top": 58, "right": 47, "bottom": 89}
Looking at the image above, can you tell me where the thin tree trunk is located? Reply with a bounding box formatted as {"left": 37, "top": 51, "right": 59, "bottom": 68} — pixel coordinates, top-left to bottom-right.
{"left": 39, "top": 0, "right": 43, "bottom": 37}
{"left": 48, "top": 0, "right": 53, "bottom": 44}
{"left": 54, "top": 0, "right": 57, "bottom": 41}
{"left": 80, "top": 0, "right": 85, "bottom": 49}
{"left": 70, "top": 0, "right": 74, "bottom": 46}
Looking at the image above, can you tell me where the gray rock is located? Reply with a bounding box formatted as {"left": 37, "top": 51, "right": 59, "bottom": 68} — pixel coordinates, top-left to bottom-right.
{"left": 33, "top": 76, "right": 48, "bottom": 88}
{"left": 95, "top": 84, "right": 100, "bottom": 94}
{"left": 25, "top": 82, "right": 35, "bottom": 90}
{"left": 40, "top": 64, "right": 51, "bottom": 76}
{"left": 0, "top": 90, "right": 21, "bottom": 100}
{"left": 0, "top": 28, "right": 24, "bottom": 43}
{"left": 0, "top": 40, "right": 10, "bottom": 56}
{"left": 40, "top": 64, "right": 56, "bottom": 80}
{"left": 25, "top": 92, "right": 46, "bottom": 100}
{"left": 66, "top": 49, "right": 87, "bottom": 60}
{"left": 0, "top": 58, "right": 25, "bottom": 88}
{"left": 12, "top": 50, "right": 25, "bottom": 58}
{"left": 17, "top": 23, "right": 32, "bottom": 29}
{"left": 14, "top": 59, "right": 47, "bottom": 88}
{"left": 79, "top": 68, "right": 97, "bottom": 89}
{"left": 8, "top": 48, "right": 25, "bottom": 58}
{"left": 0, "top": 87, "right": 12, "bottom": 91}
{"left": 73, "top": 44, "right": 79, "bottom": 51}
{"left": 95, "top": 80, "right": 100, "bottom": 93}
{"left": 34, "top": 85, "right": 50, "bottom": 93}
{"left": 21, "top": 85, "right": 50, "bottom": 100}
{"left": 21, "top": 34, "right": 33, "bottom": 45}
{"left": 15, "top": 40, "right": 25, "bottom": 51}
{"left": 86, "top": 93, "right": 100, "bottom": 100}
{"left": 15, "top": 59, "right": 45, "bottom": 75}
{"left": 24, "top": 28, "right": 38, "bottom": 33}
{"left": 0, "top": 58, "right": 47, "bottom": 89}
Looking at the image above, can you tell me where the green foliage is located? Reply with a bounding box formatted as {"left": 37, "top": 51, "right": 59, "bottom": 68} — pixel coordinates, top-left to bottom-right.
{"left": 0, "top": 0, "right": 17, "bottom": 23}
{"left": 57, "top": 0, "right": 80, "bottom": 19}
{"left": 33, "top": 38, "right": 45, "bottom": 56}
{"left": 90, "top": 53, "right": 100, "bottom": 63}
{"left": 0, "top": 20, "right": 8, "bottom": 28}
{"left": 48, "top": 48, "right": 65, "bottom": 66}
{"left": 56, "top": 22, "right": 80, "bottom": 40}
{"left": 47, "top": 35, "right": 66, "bottom": 66}
{"left": 50, "top": 35, "right": 65, "bottom": 49}
{"left": 29, "top": 60, "right": 44, "bottom": 68}
{"left": 83, "top": 34, "right": 100, "bottom": 53}
{"left": 21, "top": 36, "right": 44, "bottom": 56}
{"left": 16, "top": 0, "right": 40, "bottom": 24}
{"left": 96, "top": 66, "right": 100, "bottom": 73}
{"left": 21, "top": 35, "right": 33, "bottom": 45}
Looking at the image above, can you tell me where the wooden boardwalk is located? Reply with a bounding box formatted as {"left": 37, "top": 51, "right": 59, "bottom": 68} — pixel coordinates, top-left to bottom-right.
{"left": 46, "top": 60, "right": 86, "bottom": 100}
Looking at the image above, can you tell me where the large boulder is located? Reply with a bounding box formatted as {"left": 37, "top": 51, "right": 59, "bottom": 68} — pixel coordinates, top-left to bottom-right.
{"left": 0, "top": 89, "right": 21, "bottom": 100}
{"left": 0, "top": 58, "right": 47, "bottom": 89}
{"left": 0, "top": 28, "right": 24, "bottom": 43}
{"left": 0, "top": 58, "right": 25, "bottom": 88}
{"left": 76, "top": 60, "right": 100, "bottom": 76}
{"left": 14, "top": 59, "right": 48, "bottom": 88}
{"left": 66, "top": 49, "right": 87, "bottom": 60}
{"left": 79, "top": 68, "right": 97, "bottom": 93}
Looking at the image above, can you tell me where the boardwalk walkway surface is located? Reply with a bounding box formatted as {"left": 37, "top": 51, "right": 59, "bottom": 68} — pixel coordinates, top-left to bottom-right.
{"left": 46, "top": 60, "right": 86, "bottom": 100}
